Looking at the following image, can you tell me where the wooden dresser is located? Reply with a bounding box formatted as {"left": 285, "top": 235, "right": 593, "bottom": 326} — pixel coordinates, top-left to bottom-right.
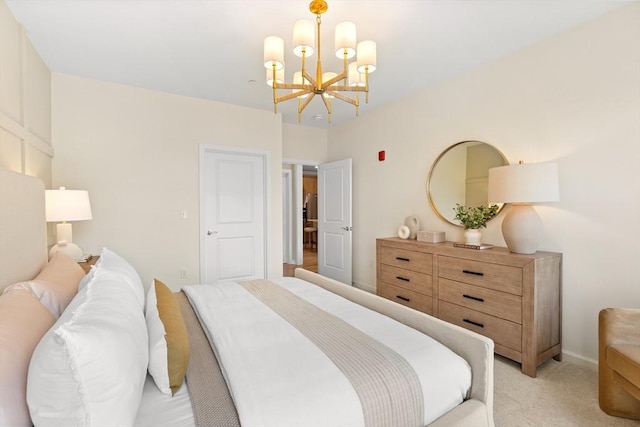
{"left": 376, "top": 237, "right": 562, "bottom": 377}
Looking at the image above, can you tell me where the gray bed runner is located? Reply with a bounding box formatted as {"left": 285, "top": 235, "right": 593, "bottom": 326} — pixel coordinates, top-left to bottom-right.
{"left": 176, "top": 291, "right": 241, "bottom": 427}
{"left": 240, "top": 279, "right": 425, "bottom": 427}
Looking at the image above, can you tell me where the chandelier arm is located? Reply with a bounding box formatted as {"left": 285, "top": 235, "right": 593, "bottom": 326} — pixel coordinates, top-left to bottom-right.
{"left": 298, "top": 92, "right": 317, "bottom": 113}
{"left": 327, "top": 91, "right": 358, "bottom": 107}
{"left": 327, "top": 84, "right": 366, "bottom": 92}
{"left": 275, "top": 82, "right": 308, "bottom": 90}
{"left": 302, "top": 70, "right": 318, "bottom": 88}
{"left": 323, "top": 71, "right": 347, "bottom": 87}
{"left": 271, "top": 64, "right": 278, "bottom": 113}
{"left": 320, "top": 93, "right": 332, "bottom": 114}
{"left": 275, "top": 90, "right": 314, "bottom": 104}
{"left": 364, "top": 68, "right": 370, "bottom": 103}
{"left": 315, "top": 14, "right": 323, "bottom": 90}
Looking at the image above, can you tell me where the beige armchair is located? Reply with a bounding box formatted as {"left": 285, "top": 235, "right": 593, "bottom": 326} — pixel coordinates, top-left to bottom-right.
{"left": 598, "top": 308, "right": 640, "bottom": 420}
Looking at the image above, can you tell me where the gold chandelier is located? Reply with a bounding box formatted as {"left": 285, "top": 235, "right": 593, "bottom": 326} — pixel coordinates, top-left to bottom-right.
{"left": 263, "top": 0, "right": 377, "bottom": 123}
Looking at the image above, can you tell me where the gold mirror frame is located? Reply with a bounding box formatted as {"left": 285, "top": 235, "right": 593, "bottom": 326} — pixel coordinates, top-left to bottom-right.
{"left": 427, "top": 140, "right": 509, "bottom": 227}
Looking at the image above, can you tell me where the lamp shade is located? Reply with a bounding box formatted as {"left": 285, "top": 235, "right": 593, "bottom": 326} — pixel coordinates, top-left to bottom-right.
{"left": 45, "top": 188, "right": 92, "bottom": 222}
{"left": 263, "top": 36, "right": 284, "bottom": 70}
{"left": 335, "top": 21, "right": 356, "bottom": 59}
{"left": 356, "top": 40, "right": 376, "bottom": 73}
{"left": 348, "top": 61, "right": 364, "bottom": 87}
{"left": 488, "top": 162, "right": 559, "bottom": 204}
{"left": 293, "top": 19, "right": 314, "bottom": 57}
{"left": 266, "top": 67, "right": 284, "bottom": 87}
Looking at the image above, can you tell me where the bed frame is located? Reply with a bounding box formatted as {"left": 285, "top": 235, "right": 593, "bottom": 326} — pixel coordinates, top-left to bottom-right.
{"left": 0, "top": 168, "right": 495, "bottom": 426}
{"left": 296, "top": 269, "right": 495, "bottom": 426}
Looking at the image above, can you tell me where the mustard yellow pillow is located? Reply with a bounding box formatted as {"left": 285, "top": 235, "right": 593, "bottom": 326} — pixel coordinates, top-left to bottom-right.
{"left": 145, "top": 279, "right": 190, "bottom": 395}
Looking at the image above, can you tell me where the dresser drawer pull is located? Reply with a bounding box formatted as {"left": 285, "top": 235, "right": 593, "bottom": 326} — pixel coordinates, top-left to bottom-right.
{"left": 396, "top": 276, "right": 410, "bottom": 282}
{"left": 463, "top": 294, "right": 484, "bottom": 302}
{"left": 463, "top": 318, "right": 484, "bottom": 328}
{"left": 396, "top": 257, "right": 410, "bottom": 262}
{"left": 396, "top": 295, "right": 411, "bottom": 302}
{"left": 462, "top": 269, "right": 484, "bottom": 276}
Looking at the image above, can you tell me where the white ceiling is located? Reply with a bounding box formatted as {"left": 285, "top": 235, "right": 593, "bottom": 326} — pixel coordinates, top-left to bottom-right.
{"left": 5, "top": 0, "right": 632, "bottom": 128}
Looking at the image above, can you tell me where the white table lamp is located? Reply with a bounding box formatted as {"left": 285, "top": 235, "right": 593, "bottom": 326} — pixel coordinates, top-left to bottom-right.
{"left": 46, "top": 187, "right": 93, "bottom": 261}
{"left": 488, "top": 162, "right": 559, "bottom": 254}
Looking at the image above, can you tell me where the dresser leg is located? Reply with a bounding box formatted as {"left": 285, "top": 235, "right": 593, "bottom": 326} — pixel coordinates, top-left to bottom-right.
{"left": 521, "top": 362, "right": 537, "bottom": 378}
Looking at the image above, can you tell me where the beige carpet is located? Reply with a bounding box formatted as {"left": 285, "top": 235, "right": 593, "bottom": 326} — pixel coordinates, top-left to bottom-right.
{"left": 494, "top": 356, "right": 639, "bottom": 426}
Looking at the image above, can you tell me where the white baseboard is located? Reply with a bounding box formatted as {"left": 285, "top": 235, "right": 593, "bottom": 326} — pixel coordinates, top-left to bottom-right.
{"left": 562, "top": 350, "right": 598, "bottom": 371}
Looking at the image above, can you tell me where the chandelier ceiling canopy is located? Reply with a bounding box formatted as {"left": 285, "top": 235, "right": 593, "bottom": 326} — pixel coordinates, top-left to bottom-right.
{"left": 263, "top": 0, "right": 376, "bottom": 123}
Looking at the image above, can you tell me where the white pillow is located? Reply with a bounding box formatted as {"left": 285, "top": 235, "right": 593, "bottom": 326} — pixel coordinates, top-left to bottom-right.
{"left": 27, "top": 266, "right": 148, "bottom": 426}
{"left": 145, "top": 281, "right": 171, "bottom": 395}
{"left": 95, "top": 247, "right": 145, "bottom": 308}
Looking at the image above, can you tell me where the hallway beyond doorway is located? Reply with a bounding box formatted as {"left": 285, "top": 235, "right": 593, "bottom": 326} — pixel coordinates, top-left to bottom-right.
{"left": 283, "top": 247, "right": 317, "bottom": 276}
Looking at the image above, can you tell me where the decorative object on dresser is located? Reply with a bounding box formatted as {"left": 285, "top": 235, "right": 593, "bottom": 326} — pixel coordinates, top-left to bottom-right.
{"left": 453, "top": 203, "right": 499, "bottom": 245}
{"left": 45, "top": 187, "right": 93, "bottom": 261}
{"left": 488, "top": 162, "right": 559, "bottom": 254}
{"left": 417, "top": 230, "right": 445, "bottom": 243}
{"left": 377, "top": 237, "right": 562, "bottom": 377}
{"left": 397, "top": 225, "right": 410, "bottom": 239}
{"left": 404, "top": 214, "right": 420, "bottom": 239}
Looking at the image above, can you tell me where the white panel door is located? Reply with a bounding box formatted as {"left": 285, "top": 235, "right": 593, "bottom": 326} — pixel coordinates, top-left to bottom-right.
{"left": 201, "top": 148, "right": 266, "bottom": 283}
{"left": 318, "top": 158, "right": 352, "bottom": 285}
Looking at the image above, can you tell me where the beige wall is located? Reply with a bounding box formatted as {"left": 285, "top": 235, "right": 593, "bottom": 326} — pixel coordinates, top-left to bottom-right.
{"left": 282, "top": 123, "right": 328, "bottom": 162}
{"left": 328, "top": 4, "right": 640, "bottom": 362}
{"left": 0, "top": 0, "right": 52, "bottom": 187}
{"left": 52, "top": 74, "right": 283, "bottom": 291}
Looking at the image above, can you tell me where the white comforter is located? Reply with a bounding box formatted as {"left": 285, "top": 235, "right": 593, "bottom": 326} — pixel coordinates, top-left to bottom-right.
{"left": 183, "top": 277, "right": 471, "bottom": 427}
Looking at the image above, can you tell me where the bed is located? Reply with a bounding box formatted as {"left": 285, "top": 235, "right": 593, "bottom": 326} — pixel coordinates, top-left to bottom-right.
{"left": 0, "top": 168, "right": 494, "bottom": 427}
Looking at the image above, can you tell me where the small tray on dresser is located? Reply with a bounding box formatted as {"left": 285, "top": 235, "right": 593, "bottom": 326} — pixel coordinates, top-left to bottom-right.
{"left": 78, "top": 255, "right": 99, "bottom": 274}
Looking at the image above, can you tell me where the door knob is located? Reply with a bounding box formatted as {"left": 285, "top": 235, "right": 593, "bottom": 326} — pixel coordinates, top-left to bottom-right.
{"left": 207, "top": 230, "right": 218, "bottom": 236}
{"left": 341, "top": 226, "right": 352, "bottom": 231}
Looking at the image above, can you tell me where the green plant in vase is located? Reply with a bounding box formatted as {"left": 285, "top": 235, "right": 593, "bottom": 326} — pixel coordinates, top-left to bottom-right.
{"left": 453, "top": 204, "right": 499, "bottom": 245}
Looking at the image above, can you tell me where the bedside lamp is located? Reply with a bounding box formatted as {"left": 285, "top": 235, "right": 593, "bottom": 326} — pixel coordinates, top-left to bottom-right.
{"left": 46, "top": 187, "right": 93, "bottom": 261}
{"left": 488, "top": 162, "right": 559, "bottom": 254}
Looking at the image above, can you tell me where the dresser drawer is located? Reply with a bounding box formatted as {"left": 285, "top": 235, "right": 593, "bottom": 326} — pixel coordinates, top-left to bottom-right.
{"left": 380, "top": 264, "right": 432, "bottom": 296}
{"left": 439, "top": 278, "right": 521, "bottom": 323}
{"left": 378, "top": 283, "right": 433, "bottom": 315}
{"left": 438, "top": 256, "right": 522, "bottom": 295}
{"left": 380, "top": 247, "right": 432, "bottom": 275}
{"left": 439, "top": 301, "right": 521, "bottom": 352}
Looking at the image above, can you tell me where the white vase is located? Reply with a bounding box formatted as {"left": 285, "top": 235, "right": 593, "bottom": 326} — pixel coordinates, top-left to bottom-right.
{"left": 404, "top": 214, "right": 420, "bottom": 240}
{"left": 464, "top": 228, "right": 482, "bottom": 245}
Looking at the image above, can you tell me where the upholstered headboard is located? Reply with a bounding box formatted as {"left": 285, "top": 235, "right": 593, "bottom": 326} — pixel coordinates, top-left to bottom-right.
{"left": 0, "top": 169, "right": 47, "bottom": 290}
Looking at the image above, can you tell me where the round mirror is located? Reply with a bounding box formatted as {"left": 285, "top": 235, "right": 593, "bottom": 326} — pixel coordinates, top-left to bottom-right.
{"left": 427, "top": 141, "right": 509, "bottom": 226}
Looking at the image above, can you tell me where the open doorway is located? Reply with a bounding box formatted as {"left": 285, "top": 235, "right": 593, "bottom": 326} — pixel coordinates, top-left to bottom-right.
{"left": 282, "top": 160, "right": 319, "bottom": 274}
